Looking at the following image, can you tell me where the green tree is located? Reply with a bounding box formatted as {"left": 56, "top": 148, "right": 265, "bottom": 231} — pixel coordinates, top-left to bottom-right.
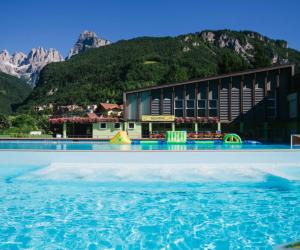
{"left": 164, "top": 64, "right": 188, "bottom": 83}
{"left": 218, "top": 50, "right": 249, "bottom": 74}
{"left": 11, "top": 114, "right": 37, "bottom": 131}
{"left": 253, "top": 45, "right": 270, "bottom": 68}
{"left": 36, "top": 115, "right": 51, "bottom": 133}
{"left": 0, "top": 114, "right": 11, "bottom": 130}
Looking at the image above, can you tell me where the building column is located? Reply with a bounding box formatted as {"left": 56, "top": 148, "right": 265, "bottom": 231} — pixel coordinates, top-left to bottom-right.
{"left": 149, "top": 122, "right": 152, "bottom": 134}
{"left": 171, "top": 122, "right": 175, "bottom": 131}
{"left": 171, "top": 87, "right": 175, "bottom": 115}
{"left": 63, "top": 123, "right": 67, "bottom": 138}
{"left": 229, "top": 78, "right": 232, "bottom": 121}
{"left": 264, "top": 122, "right": 268, "bottom": 142}
{"left": 124, "top": 122, "right": 128, "bottom": 133}
{"left": 183, "top": 85, "right": 187, "bottom": 118}
{"left": 160, "top": 89, "right": 163, "bottom": 115}
{"left": 217, "top": 122, "right": 221, "bottom": 132}
{"left": 194, "top": 122, "right": 198, "bottom": 133}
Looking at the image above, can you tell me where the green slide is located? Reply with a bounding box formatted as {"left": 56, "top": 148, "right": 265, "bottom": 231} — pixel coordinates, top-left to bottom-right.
{"left": 166, "top": 131, "right": 187, "bottom": 144}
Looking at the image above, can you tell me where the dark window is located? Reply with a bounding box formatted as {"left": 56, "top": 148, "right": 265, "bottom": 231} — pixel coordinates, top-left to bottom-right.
{"left": 114, "top": 123, "right": 121, "bottom": 129}
{"left": 163, "top": 88, "right": 172, "bottom": 99}
{"left": 175, "top": 86, "right": 184, "bottom": 99}
{"left": 187, "top": 109, "right": 195, "bottom": 117}
{"left": 128, "top": 123, "right": 135, "bottom": 129}
{"left": 187, "top": 100, "right": 195, "bottom": 109}
{"left": 209, "top": 109, "right": 218, "bottom": 117}
{"left": 175, "top": 100, "right": 183, "bottom": 108}
{"left": 208, "top": 82, "right": 218, "bottom": 117}
{"left": 175, "top": 109, "right": 183, "bottom": 117}
{"left": 197, "top": 100, "right": 207, "bottom": 117}
{"left": 175, "top": 99, "right": 184, "bottom": 117}
{"left": 186, "top": 100, "right": 195, "bottom": 117}
{"left": 209, "top": 99, "right": 218, "bottom": 117}
{"left": 198, "top": 84, "right": 207, "bottom": 99}
{"left": 100, "top": 123, "right": 107, "bottom": 129}
{"left": 198, "top": 109, "right": 206, "bottom": 117}
{"left": 186, "top": 84, "right": 195, "bottom": 99}
{"left": 198, "top": 100, "right": 206, "bottom": 109}
{"left": 209, "top": 100, "right": 217, "bottom": 109}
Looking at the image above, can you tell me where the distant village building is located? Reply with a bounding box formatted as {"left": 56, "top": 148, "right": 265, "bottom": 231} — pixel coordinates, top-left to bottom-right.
{"left": 55, "top": 105, "right": 84, "bottom": 115}
{"left": 35, "top": 103, "right": 53, "bottom": 112}
{"left": 86, "top": 104, "right": 98, "bottom": 113}
{"left": 96, "top": 103, "right": 123, "bottom": 117}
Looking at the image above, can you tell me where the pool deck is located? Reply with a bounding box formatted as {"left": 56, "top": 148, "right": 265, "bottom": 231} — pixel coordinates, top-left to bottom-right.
{"left": 0, "top": 150, "right": 300, "bottom": 175}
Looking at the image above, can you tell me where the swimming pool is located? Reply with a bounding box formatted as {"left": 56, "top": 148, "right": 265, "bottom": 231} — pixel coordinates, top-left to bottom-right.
{"left": 0, "top": 144, "right": 300, "bottom": 249}
{"left": 0, "top": 140, "right": 299, "bottom": 151}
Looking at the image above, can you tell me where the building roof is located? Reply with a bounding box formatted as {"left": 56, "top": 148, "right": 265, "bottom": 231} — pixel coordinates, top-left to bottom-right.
{"left": 124, "top": 64, "right": 294, "bottom": 94}
{"left": 99, "top": 103, "right": 123, "bottom": 111}
{"left": 49, "top": 113, "right": 121, "bottom": 124}
{"left": 87, "top": 113, "right": 98, "bottom": 119}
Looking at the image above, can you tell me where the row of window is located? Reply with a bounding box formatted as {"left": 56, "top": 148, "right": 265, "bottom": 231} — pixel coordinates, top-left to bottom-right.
{"left": 99, "top": 123, "right": 135, "bottom": 130}
{"left": 174, "top": 99, "right": 218, "bottom": 117}
{"left": 158, "top": 97, "right": 276, "bottom": 118}
{"left": 174, "top": 109, "right": 218, "bottom": 117}
{"left": 174, "top": 100, "right": 218, "bottom": 109}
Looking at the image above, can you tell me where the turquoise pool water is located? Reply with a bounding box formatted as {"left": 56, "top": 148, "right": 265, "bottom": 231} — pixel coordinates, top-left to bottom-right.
{"left": 0, "top": 148, "right": 300, "bottom": 249}
{"left": 0, "top": 140, "right": 299, "bottom": 150}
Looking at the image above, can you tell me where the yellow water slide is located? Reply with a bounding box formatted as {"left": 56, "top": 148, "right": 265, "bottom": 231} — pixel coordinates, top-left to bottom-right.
{"left": 109, "top": 131, "right": 132, "bottom": 144}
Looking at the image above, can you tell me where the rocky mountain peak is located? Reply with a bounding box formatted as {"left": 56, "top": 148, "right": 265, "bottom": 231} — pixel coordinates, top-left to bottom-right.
{"left": 193, "top": 30, "right": 289, "bottom": 64}
{"left": 79, "top": 30, "right": 97, "bottom": 40}
{"left": 10, "top": 52, "right": 27, "bottom": 65}
{"left": 0, "top": 50, "right": 11, "bottom": 62}
{"left": 0, "top": 48, "right": 64, "bottom": 85}
{"left": 200, "top": 32, "right": 215, "bottom": 43}
{"left": 0, "top": 30, "right": 111, "bottom": 84}
{"left": 67, "top": 30, "right": 111, "bottom": 59}
{"left": 26, "top": 47, "right": 63, "bottom": 65}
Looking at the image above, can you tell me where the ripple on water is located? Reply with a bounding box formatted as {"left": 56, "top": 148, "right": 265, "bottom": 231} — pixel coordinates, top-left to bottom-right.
{"left": 0, "top": 178, "right": 300, "bottom": 249}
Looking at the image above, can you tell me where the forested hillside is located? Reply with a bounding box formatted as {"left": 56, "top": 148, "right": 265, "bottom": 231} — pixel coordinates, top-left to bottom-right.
{"left": 0, "top": 72, "right": 32, "bottom": 114}
{"left": 19, "top": 30, "right": 300, "bottom": 111}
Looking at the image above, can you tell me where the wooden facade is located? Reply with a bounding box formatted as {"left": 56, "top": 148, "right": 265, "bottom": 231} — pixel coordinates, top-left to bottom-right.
{"left": 124, "top": 65, "right": 294, "bottom": 124}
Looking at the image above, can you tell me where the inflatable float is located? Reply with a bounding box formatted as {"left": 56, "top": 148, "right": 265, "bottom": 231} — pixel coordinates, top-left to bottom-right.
{"left": 223, "top": 133, "right": 242, "bottom": 144}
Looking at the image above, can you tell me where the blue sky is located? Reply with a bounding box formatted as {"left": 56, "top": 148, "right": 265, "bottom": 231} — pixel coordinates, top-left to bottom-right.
{"left": 1, "top": 0, "right": 299, "bottom": 56}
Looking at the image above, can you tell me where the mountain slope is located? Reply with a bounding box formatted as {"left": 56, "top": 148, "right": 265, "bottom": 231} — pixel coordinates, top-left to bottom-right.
{"left": 20, "top": 29, "right": 300, "bottom": 110}
{"left": 0, "top": 72, "right": 32, "bottom": 114}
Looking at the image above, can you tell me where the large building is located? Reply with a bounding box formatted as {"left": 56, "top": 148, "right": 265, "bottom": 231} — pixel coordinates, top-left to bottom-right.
{"left": 123, "top": 64, "right": 299, "bottom": 141}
